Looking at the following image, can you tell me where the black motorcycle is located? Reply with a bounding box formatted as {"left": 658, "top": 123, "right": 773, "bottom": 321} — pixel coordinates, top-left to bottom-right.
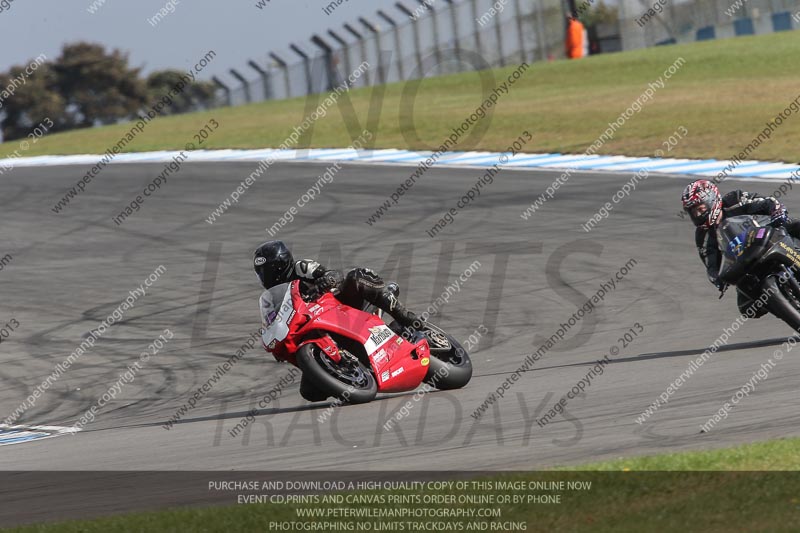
{"left": 718, "top": 214, "right": 800, "bottom": 330}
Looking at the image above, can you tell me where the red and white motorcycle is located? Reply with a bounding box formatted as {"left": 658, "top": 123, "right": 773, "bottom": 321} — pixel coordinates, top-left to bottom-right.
{"left": 264, "top": 280, "right": 472, "bottom": 403}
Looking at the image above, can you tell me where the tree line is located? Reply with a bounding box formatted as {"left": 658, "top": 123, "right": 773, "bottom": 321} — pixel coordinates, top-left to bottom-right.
{"left": 0, "top": 42, "right": 217, "bottom": 141}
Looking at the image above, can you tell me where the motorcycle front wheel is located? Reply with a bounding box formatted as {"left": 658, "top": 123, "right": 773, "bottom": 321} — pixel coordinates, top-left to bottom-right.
{"left": 762, "top": 273, "right": 800, "bottom": 332}
{"left": 296, "top": 343, "right": 377, "bottom": 404}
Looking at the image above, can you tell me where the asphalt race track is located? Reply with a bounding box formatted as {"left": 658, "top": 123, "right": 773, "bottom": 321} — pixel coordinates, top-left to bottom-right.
{"left": 2, "top": 160, "right": 800, "bottom": 480}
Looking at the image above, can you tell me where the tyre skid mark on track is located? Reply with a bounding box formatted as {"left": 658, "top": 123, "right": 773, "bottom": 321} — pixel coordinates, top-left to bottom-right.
{"left": 472, "top": 336, "right": 792, "bottom": 378}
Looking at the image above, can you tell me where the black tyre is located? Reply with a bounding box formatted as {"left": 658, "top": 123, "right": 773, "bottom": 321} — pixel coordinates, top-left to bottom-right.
{"left": 763, "top": 274, "right": 800, "bottom": 332}
{"left": 296, "top": 343, "right": 377, "bottom": 404}
{"left": 418, "top": 323, "right": 472, "bottom": 390}
{"left": 299, "top": 374, "right": 330, "bottom": 403}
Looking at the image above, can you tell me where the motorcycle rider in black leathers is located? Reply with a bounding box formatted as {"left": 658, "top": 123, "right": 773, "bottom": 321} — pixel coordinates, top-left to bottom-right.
{"left": 253, "top": 240, "right": 420, "bottom": 402}
{"left": 681, "top": 179, "right": 800, "bottom": 316}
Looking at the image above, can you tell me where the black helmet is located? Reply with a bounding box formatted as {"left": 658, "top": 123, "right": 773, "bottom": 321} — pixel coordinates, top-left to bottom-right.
{"left": 254, "top": 241, "right": 294, "bottom": 289}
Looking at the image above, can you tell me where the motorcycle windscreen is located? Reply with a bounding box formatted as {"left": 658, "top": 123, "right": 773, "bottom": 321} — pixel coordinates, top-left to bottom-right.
{"left": 261, "top": 283, "right": 295, "bottom": 348}
{"left": 717, "top": 215, "right": 772, "bottom": 283}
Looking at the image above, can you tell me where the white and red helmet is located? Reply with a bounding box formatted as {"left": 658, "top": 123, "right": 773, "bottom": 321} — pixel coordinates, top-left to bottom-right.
{"left": 682, "top": 179, "right": 722, "bottom": 229}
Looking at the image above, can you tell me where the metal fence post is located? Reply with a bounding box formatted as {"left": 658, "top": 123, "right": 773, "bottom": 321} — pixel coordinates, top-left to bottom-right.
{"left": 534, "top": 0, "right": 547, "bottom": 60}
{"left": 419, "top": 0, "right": 442, "bottom": 69}
{"left": 470, "top": 0, "right": 483, "bottom": 60}
{"left": 328, "top": 29, "right": 352, "bottom": 86}
{"left": 513, "top": 0, "right": 526, "bottom": 63}
{"left": 247, "top": 60, "right": 272, "bottom": 101}
{"left": 311, "top": 34, "right": 336, "bottom": 91}
{"left": 229, "top": 69, "right": 251, "bottom": 104}
{"left": 359, "top": 17, "right": 385, "bottom": 85}
{"left": 269, "top": 52, "right": 291, "bottom": 99}
{"left": 212, "top": 76, "right": 231, "bottom": 107}
{"left": 493, "top": 3, "right": 505, "bottom": 66}
{"left": 443, "top": 0, "right": 461, "bottom": 65}
{"left": 378, "top": 10, "right": 403, "bottom": 81}
{"left": 290, "top": 44, "right": 313, "bottom": 95}
{"left": 396, "top": 2, "right": 423, "bottom": 76}
{"left": 344, "top": 23, "right": 371, "bottom": 86}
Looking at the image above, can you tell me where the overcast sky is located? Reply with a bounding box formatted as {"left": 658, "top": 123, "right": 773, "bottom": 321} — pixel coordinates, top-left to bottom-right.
{"left": 0, "top": 0, "right": 410, "bottom": 84}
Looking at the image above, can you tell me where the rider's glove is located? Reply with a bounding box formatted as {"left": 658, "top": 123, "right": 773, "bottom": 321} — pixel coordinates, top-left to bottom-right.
{"left": 717, "top": 282, "right": 729, "bottom": 298}
{"left": 315, "top": 270, "right": 343, "bottom": 293}
{"left": 709, "top": 274, "right": 726, "bottom": 292}
{"left": 710, "top": 276, "right": 729, "bottom": 298}
{"left": 771, "top": 206, "right": 789, "bottom": 226}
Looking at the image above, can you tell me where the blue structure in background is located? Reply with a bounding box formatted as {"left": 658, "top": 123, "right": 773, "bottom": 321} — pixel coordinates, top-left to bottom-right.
{"left": 696, "top": 26, "right": 716, "bottom": 40}
{"left": 733, "top": 18, "right": 756, "bottom": 35}
{"left": 772, "top": 12, "right": 793, "bottom": 32}
{"left": 635, "top": 2, "right": 799, "bottom": 53}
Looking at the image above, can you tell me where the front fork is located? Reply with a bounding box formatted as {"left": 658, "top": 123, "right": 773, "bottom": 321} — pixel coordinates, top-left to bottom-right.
{"left": 744, "top": 264, "right": 800, "bottom": 310}
{"left": 735, "top": 273, "right": 759, "bottom": 301}
{"left": 300, "top": 335, "right": 342, "bottom": 364}
{"left": 778, "top": 264, "right": 800, "bottom": 304}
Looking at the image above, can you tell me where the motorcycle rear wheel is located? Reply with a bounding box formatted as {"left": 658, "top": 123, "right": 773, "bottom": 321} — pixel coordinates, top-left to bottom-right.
{"left": 296, "top": 343, "right": 377, "bottom": 404}
{"left": 418, "top": 323, "right": 473, "bottom": 390}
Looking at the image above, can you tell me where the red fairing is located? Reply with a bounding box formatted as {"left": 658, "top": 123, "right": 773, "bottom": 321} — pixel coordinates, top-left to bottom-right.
{"left": 274, "top": 281, "right": 430, "bottom": 393}
{"left": 269, "top": 341, "right": 293, "bottom": 365}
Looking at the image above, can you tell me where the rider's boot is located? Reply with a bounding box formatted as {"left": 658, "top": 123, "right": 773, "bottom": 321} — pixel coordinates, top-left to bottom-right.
{"left": 374, "top": 284, "right": 421, "bottom": 329}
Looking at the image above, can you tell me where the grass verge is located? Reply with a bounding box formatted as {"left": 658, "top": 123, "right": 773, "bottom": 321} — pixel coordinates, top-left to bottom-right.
{"left": 2, "top": 32, "right": 800, "bottom": 162}
{"left": 8, "top": 437, "right": 800, "bottom": 532}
